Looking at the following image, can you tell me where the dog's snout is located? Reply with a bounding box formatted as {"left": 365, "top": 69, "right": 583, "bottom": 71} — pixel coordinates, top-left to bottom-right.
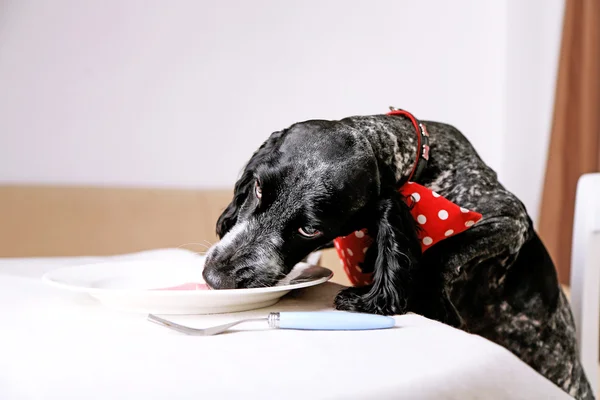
{"left": 202, "top": 266, "right": 236, "bottom": 289}
{"left": 202, "top": 220, "right": 285, "bottom": 289}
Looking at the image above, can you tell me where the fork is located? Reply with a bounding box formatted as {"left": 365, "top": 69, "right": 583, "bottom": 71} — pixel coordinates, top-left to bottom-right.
{"left": 147, "top": 311, "right": 396, "bottom": 336}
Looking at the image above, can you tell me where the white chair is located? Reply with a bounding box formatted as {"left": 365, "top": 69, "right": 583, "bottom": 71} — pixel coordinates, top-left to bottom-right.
{"left": 570, "top": 172, "right": 600, "bottom": 394}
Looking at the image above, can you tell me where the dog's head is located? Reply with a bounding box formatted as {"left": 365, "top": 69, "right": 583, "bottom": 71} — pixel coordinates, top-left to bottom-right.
{"left": 203, "top": 118, "right": 421, "bottom": 289}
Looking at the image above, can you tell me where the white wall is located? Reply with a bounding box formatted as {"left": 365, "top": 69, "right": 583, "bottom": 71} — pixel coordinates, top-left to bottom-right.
{"left": 505, "top": 0, "right": 565, "bottom": 223}
{"left": 0, "top": 0, "right": 564, "bottom": 223}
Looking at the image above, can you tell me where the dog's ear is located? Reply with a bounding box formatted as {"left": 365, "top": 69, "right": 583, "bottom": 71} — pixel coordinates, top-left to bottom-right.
{"left": 369, "top": 190, "right": 422, "bottom": 313}
{"left": 216, "top": 130, "right": 286, "bottom": 238}
{"left": 371, "top": 190, "right": 462, "bottom": 325}
{"left": 335, "top": 188, "right": 422, "bottom": 315}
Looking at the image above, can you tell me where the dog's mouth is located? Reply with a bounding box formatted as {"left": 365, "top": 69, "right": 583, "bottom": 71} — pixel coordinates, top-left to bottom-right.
{"left": 202, "top": 260, "right": 329, "bottom": 290}
{"left": 233, "top": 270, "right": 280, "bottom": 289}
{"left": 202, "top": 265, "right": 282, "bottom": 289}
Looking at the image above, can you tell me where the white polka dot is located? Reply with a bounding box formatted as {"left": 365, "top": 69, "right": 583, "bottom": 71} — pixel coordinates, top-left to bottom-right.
{"left": 460, "top": 207, "right": 469, "bottom": 213}
{"left": 354, "top": 265, "right": 362, "bottom": 273}
{"left": 432, "top": 191, "right": 441, "bottom": 198}
{"left": 445, "top": 229, "right": 454, "bottom": 237}
{"left": 411, "top": 193, "right": 421, "bottom": 202}
{"left": 465, "top": 220, "right": 475, "bottom": 227}
{"left": 423, "top": 237, "right": 433, "bottom": 246}
{"left": 334, "top": 241, "right": 340, "bottom": 249}
{"left": 355, "top": 231, "right": 365, "bottom": 238}
{"left": 347, "top": 248, "right": 354, "bottom": 257}
{"left": 340, "top": 260, "right": 345, "bottom": 267}
{"left": 417, "top": 214, "right": 427, "bottom": 224}
{"left": 438, "top": 210, "right": 449, "bottom": 220}
{"left": 363, "top": 247, "right": 369, "bottom": 254}
{"left": 407, "top": 182, "right": 413, "bottom": 185}
{"left": 340, "top": 249, "right": 345, "bottom": 257}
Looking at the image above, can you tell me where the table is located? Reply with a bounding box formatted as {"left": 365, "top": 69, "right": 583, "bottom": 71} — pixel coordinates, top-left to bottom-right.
{"left": 0, "top": 249, "right": 572, "bottom": 399}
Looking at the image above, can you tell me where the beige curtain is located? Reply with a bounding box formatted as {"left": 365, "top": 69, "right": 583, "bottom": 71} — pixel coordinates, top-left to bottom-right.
{"left": 539, "top": 0, "right": 600, "bottom": 285}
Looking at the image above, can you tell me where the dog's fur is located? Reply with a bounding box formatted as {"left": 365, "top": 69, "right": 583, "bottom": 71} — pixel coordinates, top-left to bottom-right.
{"left": 203, "top": 114, "right": 593, "bottom": 399}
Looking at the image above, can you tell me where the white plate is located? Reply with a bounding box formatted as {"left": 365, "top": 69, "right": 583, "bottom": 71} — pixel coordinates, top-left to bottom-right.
{"left": 42, "top": 258, "right": 332, "bottom": 314}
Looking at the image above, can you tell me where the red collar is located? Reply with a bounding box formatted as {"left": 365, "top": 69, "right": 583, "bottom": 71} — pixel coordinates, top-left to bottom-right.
{"left": 387, "top": 107, "right": 430, "bottom": 184}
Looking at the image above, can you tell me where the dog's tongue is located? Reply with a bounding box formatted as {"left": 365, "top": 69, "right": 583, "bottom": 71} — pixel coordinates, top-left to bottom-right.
{"left": 152, "top": 282, "right": 211, "bottom": 291}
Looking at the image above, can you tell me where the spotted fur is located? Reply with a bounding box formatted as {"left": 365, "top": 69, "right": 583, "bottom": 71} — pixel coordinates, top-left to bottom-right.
{"left": 205, "top": 114, "right": 593, "bottom": 399}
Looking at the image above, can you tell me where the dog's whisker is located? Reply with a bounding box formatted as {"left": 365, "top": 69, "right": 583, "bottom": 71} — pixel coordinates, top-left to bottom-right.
{"left": 177, "top": 242, "right": 212, "bottom": 251}
{"left": 255, "top": 276, "right": 273, "bottom": 288}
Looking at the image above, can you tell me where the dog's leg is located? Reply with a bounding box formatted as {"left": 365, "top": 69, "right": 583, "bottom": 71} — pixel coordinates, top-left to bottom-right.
{"left": 412, "top": 280, "right": 466, "bottom": 328}
{"left": 411, "top": 198, "right": 532, "bottom": 325}
{"left": 428, "top": 199, "right": 595, "bottom": 399}
{"left": 429, "top": 191, "right": 532, "bottom": 284}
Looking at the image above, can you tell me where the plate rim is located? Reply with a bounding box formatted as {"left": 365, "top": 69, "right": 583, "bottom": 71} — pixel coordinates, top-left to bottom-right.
{"left": 41, "top": 259, "right": 333, "bottom": 296}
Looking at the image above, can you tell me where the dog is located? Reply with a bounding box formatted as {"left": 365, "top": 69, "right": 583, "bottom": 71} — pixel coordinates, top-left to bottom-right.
{"left": 202, "top": 110, "right": 593, "bottom": 399}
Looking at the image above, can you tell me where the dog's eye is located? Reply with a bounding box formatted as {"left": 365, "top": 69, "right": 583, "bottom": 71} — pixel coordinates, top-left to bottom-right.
{"left": 298, "top": 226, "right": 321, "bottom": 238}
{"left": 254, "top": 180, "right": 262, "bottom": 199}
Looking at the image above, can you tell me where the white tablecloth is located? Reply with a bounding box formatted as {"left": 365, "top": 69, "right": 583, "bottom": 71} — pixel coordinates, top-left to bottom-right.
{"left": 0, "top": 249, "right": 572, "bottom": 399}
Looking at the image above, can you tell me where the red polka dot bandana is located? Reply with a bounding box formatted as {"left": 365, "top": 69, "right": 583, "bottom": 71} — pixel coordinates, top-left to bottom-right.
{"left": 333, "top": 182, "right": 483, "bottom": 286}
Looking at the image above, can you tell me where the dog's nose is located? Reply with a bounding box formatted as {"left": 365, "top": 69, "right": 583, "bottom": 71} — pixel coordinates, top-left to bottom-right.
{"left": 202, "top": 267, "right": 236, "bottom": 289}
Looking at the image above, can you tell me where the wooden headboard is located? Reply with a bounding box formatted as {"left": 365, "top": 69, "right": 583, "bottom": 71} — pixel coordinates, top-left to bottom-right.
{"left": 0, "top": 185, "right": 348, "bottom": 284}
{"left": 0, "top": 185, "right": 232, "bottom": 257}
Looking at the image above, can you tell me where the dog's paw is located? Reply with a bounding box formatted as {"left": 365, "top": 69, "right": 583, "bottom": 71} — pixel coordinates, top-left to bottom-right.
{"left": 334, "top": 287, "right": 406, "bottom": 316}
{"left": 334, "top": 286, "right": 371, "bottom": 312}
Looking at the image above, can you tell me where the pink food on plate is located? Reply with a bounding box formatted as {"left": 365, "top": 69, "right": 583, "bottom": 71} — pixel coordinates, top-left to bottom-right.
{"left": 152, "top": 282, "right": 211, "bottom": 291}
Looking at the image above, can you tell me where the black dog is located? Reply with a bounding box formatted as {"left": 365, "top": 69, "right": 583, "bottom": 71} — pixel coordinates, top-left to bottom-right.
{"left": 203, "top": 111, "right": 593, "bottom": 399}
